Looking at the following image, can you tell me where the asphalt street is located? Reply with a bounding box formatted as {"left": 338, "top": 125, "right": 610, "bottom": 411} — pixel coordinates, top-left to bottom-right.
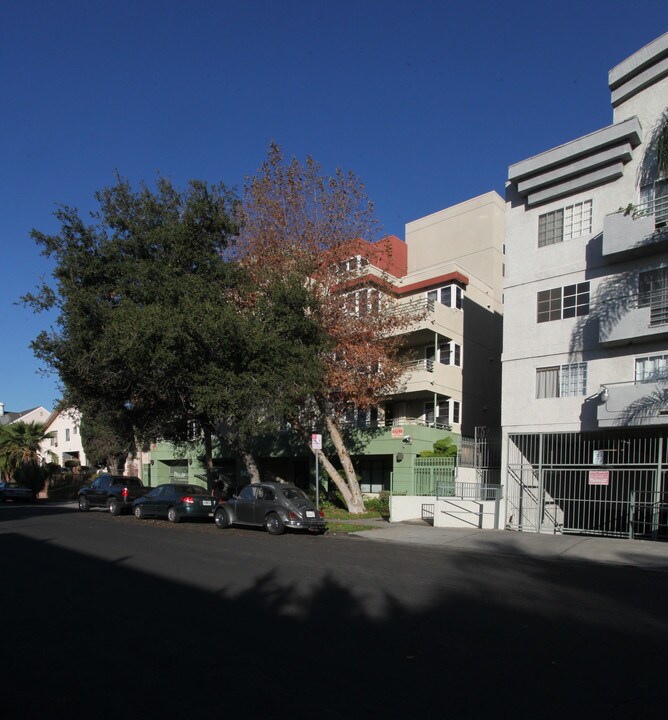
{"left": 1, "top": 502, "right": 666, "bottom": 719}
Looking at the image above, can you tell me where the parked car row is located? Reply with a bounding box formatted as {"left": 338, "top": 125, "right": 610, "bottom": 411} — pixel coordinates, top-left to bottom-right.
{"left": 78, "top": 478, "right": 327, "bottom": 536}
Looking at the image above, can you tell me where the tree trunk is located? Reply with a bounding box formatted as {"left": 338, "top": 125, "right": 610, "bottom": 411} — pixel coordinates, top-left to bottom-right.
{"left": 203, "top": 425, "right": 215, "bottom": 489}
{"left": 241, "top": 451, "right": 261, "bottom": 484}
{"left": 323, "top": 415, "right": 366, "bottom": 514}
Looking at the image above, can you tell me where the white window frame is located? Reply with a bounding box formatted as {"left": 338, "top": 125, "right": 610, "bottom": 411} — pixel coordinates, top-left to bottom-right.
{"left": 635, "top": 353, "right": 668, "bottom": 382}
{"left": 426, "top": 284, "right": 463, "bottom": 309}
{"left": 536, "top": 363, "right": 587, "bottom": 398}
{"left": 538, "top": 200, "right": 592, "bottom": 247}
{"left": 438, "top": 341, "right": 462, "bottom": 367}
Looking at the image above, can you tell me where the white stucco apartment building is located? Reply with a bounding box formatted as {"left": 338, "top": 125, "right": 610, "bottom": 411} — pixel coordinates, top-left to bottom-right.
{"left": 502, "top": 32, "right": 668, "bottom": 537}
{"left": 40, "top": 407, "right": 88, "bottom": 468}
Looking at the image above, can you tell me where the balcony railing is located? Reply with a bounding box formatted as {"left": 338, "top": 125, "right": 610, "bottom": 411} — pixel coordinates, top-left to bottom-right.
{"left": 401, "top": 358, "right": 434, "bottom": 373}
{"left": 393, "top": 297, "right": 435, "bottom": 319}
{"left": 602, "top": 287, "right": 668, "bottom": 327}
{"left": 633, "top": 194, "right": 668, "bottom": 228}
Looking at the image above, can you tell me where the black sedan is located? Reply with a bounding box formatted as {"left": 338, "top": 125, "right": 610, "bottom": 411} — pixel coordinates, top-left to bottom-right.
{"left": 132, "top": 484, "right": 216, "bottom": 523}
{"left": 0, "top": 481, "right": 35, "bottom": 502}
{"left": 214, "top": 482, "right": 327, "bottom": 535}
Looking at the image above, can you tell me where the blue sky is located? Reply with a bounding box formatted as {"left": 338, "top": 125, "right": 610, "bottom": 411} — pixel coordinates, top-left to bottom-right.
{"left": 2, "top": 1, "right": 667, "bottom": 413}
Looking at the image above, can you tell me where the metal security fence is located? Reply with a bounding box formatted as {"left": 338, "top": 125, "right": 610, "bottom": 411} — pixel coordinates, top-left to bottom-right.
{"left": 413, "top": 457, "right": 455, "bottom": 495}
{"left": 506, "top": 431, "right": 667, "bottom": 539}
{"left": 436, "top": 480, "right": 502, "bottom": 501}
{"left": 630, "top": 488, "right": 668, "bottom": 539}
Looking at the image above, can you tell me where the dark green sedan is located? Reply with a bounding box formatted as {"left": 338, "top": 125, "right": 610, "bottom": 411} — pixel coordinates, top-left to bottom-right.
{"left": 132, "top": 483, "right": 215, "bottom": 523}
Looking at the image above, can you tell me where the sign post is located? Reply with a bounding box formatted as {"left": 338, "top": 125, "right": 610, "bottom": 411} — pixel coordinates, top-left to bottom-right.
{"left": 311, "top": 433, "right": 322, "bottom": 509}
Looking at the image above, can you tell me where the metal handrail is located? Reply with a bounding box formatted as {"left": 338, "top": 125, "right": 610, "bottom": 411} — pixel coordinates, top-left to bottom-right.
{"left": 401, "top": 358, "right": 434, "bottom": 372}
{"left": 633, "top": 193, "right": 668, "bottom": 227}
{"left": 436, "top": 481, "right": 502, "bottom": 501}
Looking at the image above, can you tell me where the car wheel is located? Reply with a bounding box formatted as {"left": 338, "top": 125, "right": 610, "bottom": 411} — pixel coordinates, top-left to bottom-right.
{"left": 214, "top": 508, "right": 230, "bottom": 529}
{"left": 108, "top": 499, "right": 122, "bottom": 516}
{"left": 78, "top": 496, "right": 90, "bottom": 512}
{"left": 134, "top": 505, "right": 145, "bottom": 520}
{"left": 265, "top": 512, "right": 285, "bottom": 536}
{"left": 167, "top": 506, "right": 180, "bottom": 523}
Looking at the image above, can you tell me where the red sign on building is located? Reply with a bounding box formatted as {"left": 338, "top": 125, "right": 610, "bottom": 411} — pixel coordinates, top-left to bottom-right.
{"left": 589, "top": 470, "right": 610, "bottom": 486}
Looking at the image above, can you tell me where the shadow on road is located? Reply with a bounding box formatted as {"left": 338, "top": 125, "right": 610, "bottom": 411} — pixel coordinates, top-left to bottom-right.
{"left": 2, "top": 524, "right": 666, "bottom": 718}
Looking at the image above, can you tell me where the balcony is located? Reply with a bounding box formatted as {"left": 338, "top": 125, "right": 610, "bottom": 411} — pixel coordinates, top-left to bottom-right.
{"left": 602, "top": 196, "right": 668, "bottom": 258}
{"left": 394, "top": 297, "right": 463, "bottom": 340}
{"left": 597, "top": 380, "right": 668, "bottom": 427}
{"left": 599, "top": 288, "right": 668, "bottom": 346}
{"left": 400, "top": 358, "right": 462, "bottom": 394}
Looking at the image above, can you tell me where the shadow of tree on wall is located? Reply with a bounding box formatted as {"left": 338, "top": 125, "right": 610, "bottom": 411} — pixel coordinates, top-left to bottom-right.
{"left": 619, "top": 379, "right": 668, "bottom": 424}
{"left": 568, "top": 114, "right": 668, "bottom": 429}
{"left": 637, "top": 109, "right": 668, "bottom": 189}
{"left": 3, "top": 528, "right": 667, "bottom": 718}
{"left": 568, "top": 262, "right": 637, "bottom": 356}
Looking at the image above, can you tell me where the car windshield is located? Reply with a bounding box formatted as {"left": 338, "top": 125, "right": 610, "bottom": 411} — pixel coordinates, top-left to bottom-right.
{"left": 282, "top": 487, "right": 308, "bottom": 500}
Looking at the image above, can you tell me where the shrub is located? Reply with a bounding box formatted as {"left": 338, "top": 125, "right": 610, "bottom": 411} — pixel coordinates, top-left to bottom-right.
{"left": 364, "top": 491, "right": 390, "bottom": 516}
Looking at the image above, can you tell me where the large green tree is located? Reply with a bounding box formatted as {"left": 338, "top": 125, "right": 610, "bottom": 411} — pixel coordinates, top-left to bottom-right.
{"left": 24, "top": 174, "right": 325, "bottom": 479}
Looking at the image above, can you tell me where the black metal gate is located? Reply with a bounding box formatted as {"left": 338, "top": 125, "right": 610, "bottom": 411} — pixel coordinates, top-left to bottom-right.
{"left": 506, "top": 431, "right": 668, "bottom": 539}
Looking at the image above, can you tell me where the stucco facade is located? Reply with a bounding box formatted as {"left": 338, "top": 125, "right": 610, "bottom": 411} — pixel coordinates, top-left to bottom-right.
{"left": 502, "top": 32, "right": 668, "bottom": 536}
{"left": 40, "top": 407, "right": 88, "bottom": 467}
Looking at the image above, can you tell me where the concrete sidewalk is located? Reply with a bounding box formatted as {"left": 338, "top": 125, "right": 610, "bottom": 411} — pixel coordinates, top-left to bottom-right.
{"left": 349, "top": 520, "right": 668, "bottom": 570}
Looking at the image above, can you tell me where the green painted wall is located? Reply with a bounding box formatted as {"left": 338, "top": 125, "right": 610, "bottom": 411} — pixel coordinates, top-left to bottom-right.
{"left": 145, "top": 424, "right": 458, "bottom": 494}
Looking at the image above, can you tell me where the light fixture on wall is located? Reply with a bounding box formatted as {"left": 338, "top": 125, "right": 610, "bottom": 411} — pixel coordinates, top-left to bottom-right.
{"left": 599, "top": 386, "right": 609, "bottom": 404}
{"left": 396, "top": 452, "right": 404, "bottom": 462}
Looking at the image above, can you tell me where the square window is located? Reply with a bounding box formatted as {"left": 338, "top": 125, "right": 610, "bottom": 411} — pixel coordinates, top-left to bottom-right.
{"left": 539, "top": 200, "right": 592, "bottom": 246}
{"left": 560, "top": 363, "right": 587, "bottom": 397}
{"left": 538, "top": 209, "right": 564, "bottom": 247}
{"left": 538, "top": 283, "right": 589, "bottom": 322}
{"left": 536, "top": 367, "right": 560, "bottom": 398}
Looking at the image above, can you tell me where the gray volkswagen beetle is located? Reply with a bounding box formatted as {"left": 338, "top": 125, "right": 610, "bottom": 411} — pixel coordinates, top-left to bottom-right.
{"left": 214, "top": 482, "right": 327, "bottom": 535}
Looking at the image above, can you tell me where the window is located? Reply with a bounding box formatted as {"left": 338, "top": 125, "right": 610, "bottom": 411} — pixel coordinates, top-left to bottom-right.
{"left": 537, "top": 282, "right": 589, "bottom": 322}
{"left": 536, "top": 363, "right": 587, "bottom": 398}
{"left": 73, "top": 425, "right": 78, "bottom": 435}
{"left": 342, "top": 288, "right": 382, "bottom": 317}
{"left": 50, "top": 432, "right": 57, "bottom": 447}
{"left": 426, "top": 284, "right": 463, "bottom": 309}
{"left": 430, "top": 399, "right": 459, "bottom": 426}
{"left": 424, "top": 400, "right": 450, "bottom": 426}
{"left": 640, "top": 179, "right": 668, "bottom": 227}
{"left": 337, "top": 255, "right": 370, "bottom": 276}
{"left": 560, "top": 363, "right": 587, "bottom": 397}
{"left": 65, "top": 428, "right": 70, "bottom": 442}
{"left": 438, "top": 341, "right": 462, "bottom": 367}
{"left": 635, "top": 354, "right": 668, "bottom": 382}
{"left": 562, "top": 283, "right": 590, "bottom": 318}
{"left": 239, "top": 486, "right": 257, "bottom": 500}
{"left": 538, "top": 200, "right": 592, "bottom": 247}
{"left": 639, "top": 268, "right": 668, "bottom": 326}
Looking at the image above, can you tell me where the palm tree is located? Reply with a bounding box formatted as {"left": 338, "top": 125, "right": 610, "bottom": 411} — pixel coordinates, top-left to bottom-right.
{"left": 0, "top": 422, "right": 52, "bottom": 487}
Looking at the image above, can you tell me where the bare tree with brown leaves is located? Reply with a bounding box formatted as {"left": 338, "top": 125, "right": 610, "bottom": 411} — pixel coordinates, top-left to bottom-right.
{"left": 236, "top": 144, "right": 424, "bottom": 513}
